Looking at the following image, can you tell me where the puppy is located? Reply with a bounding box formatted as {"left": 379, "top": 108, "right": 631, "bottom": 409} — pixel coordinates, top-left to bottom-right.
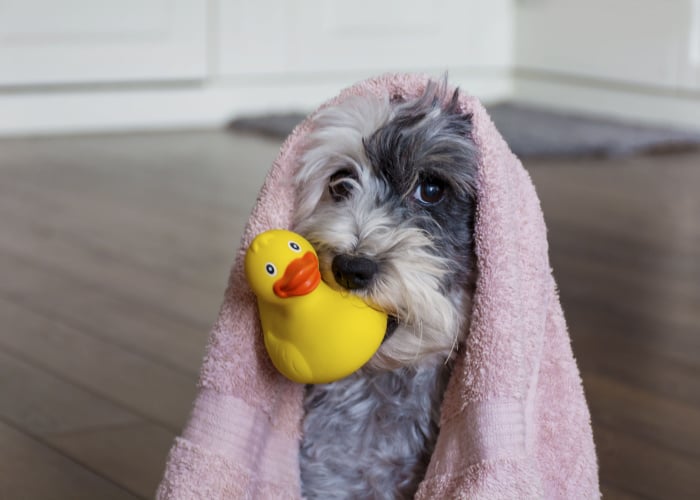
{"left": 292, "top": 79, "right": 479, "bottom": 499}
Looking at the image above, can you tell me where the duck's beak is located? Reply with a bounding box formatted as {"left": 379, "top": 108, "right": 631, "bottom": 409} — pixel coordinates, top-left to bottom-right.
{"left": 273, "top": 252, "right": 321, "bottom": 298}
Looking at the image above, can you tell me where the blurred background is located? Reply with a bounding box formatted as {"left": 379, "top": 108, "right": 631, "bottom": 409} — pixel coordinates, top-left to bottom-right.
{"left": 0, "top": 1, "right": 698, "bottom": 499}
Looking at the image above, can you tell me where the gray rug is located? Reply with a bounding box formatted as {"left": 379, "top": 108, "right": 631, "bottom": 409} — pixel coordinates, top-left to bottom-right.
{"left": 228, "top": 102, "right": 700, "bottom": 158}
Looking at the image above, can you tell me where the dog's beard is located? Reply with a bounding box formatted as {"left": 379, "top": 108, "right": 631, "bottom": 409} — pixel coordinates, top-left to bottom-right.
{"left": 293, "top": 83, "right": 477, "bottom": 369}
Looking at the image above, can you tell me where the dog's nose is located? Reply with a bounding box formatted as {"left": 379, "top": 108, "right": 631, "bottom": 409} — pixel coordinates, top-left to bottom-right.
{"left": 331, "top": 254, "right": 377, "bottom": 290}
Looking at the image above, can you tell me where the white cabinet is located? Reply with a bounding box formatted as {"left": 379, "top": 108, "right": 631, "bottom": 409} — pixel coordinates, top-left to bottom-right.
{"left": 513, "top": 0, "right": 700, "bottom": 129}
{"left": 0, "top": 0, "right": 207, "bottom": 86}
{"left": 516, "top": 0, "right": 689, "bottom": 89}
{"left": 679, "top": 0, "right": 700, "bottom": 89}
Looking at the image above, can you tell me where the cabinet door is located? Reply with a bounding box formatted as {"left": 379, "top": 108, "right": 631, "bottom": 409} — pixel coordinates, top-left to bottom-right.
{"left": 216, "top": 0, "right": 513, "bottom": 76}
{"left": 516, "top": 0, "right": 687, "bottom": 89}
{"left": 0, "top": 0, "right": 207, "bottom": 86}
{"left": 679, "top": 0, "right": 700, "bottom": 89}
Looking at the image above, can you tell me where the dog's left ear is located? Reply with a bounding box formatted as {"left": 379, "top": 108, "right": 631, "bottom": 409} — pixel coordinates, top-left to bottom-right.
{"left": 390, "top": 92, "right": 405, "bottom": 104}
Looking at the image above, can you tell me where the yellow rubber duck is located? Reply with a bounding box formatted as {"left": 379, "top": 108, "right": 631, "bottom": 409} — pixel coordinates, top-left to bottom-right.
{"left": 245, "top": 229, "right": 388, "bottom": 384}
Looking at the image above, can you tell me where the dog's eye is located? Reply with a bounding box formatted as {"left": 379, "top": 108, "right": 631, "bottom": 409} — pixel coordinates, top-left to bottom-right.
{"left": 329, "top": 169, "right": 356, "bottom": 202}
{"left": 413, "top": 177, "right": 446, "bottom": 206}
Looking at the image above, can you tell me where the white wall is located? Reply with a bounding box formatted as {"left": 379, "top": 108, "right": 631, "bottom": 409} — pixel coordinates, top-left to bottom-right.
{"left": 513, "top": 0, "right": 700, "bottom": 129}
{"left": 0, "top": 0, "right": 515, "bottom": 136}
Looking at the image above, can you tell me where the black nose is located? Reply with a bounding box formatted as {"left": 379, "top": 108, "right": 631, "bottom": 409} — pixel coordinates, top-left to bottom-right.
{"left": 331, "top": 254, "right": 378, "bottom": 290}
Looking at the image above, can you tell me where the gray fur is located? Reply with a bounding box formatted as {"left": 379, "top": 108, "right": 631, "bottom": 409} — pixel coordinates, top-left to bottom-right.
{"left": 301, "top": 364, "right": 451, "bottom": 499}
{"left": 294, "top": 79, "right": 479, "bottom": 498}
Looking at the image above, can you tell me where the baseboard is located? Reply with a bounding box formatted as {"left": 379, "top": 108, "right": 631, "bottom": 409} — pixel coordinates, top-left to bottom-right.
{"left": 513, "top": 70, "right": 700, "bottom": 131}
{"left": 0, "top": 69, "right": 512, "bottom": 137}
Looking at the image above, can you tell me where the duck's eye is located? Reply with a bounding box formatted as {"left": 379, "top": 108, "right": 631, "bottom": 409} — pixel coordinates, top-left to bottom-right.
{"left": 288, "top": 241, "right": 301, "bottom": 252}
{"left": 413, "top": 177, "right": 446, "bottom": 206}
{"left": 265, "top": 263, "right": 277, "bottom": 276}
{"left": 329, "top": 169, "right": 357, "bottom": 202}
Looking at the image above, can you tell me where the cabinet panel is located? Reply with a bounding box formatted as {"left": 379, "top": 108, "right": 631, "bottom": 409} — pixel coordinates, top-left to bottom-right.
{"left": 217, "top": 0, "right": 513, "bottom": 76}
{"left": 679, "top": 0, "right": 700, "bottom": 88}
{"left": 0, "top": 0, "right": 207, "bottom": 86}
{"left": 516, "top": 0, "right": 688, "bottom": 89}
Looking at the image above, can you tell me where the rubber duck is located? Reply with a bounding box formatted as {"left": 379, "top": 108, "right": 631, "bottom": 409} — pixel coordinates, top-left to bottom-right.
{"left": 245, "top": 229, "right": 388, "bottom": 384}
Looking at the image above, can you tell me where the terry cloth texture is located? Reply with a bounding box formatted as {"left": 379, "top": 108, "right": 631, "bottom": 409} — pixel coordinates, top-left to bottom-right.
{"left": 157, "top": 73, "right": 600, "bottom": 500}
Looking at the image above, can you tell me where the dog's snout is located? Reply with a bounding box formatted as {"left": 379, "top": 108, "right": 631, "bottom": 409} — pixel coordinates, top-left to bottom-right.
{"left": 331, "top": 255, "right": 377, "bottom": 290}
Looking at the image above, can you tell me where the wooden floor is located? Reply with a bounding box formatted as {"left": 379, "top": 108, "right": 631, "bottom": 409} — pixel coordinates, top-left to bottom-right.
{"left": 0, "top": 130, "right": 698, "bottom": 499}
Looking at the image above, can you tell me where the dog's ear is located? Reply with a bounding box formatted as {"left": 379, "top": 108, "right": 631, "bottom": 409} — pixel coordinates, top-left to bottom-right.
{"left": 460, "top": 111, "right": 475, "bottom": 131}
{"left": 445, "top": 88, "right": 474, "bottom": 125}
{"left": 390, "top": 92, "right": 405, "bottom": 104}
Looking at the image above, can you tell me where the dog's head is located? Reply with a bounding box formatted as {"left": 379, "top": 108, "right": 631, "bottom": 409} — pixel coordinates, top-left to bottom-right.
{"left": 293, "top": 80, "right": 479, "bottom": 369}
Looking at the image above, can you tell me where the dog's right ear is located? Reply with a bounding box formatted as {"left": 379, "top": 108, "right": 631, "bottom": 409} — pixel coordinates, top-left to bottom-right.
{"left": 444, "top": 88, "right": 472, "bottom": 124}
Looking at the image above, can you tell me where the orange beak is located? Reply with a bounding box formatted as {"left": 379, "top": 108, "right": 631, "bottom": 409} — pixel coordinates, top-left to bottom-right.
{"left": 273, "top": 252, "right": 321, "bottom": 298}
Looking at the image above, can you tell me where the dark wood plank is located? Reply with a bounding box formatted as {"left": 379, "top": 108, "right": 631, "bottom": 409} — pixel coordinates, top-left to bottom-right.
{"left": 600, "top": 484, "right": 649, "bottom": 500}
{"left": 572, "top": 321, "right": 700, "bottom": 408}
{"left": 0, "top": 350, "right": 138, "bottom": 436}
{"left": 0, "top": 297, "right": 197, "bottom": 431}
{"left": 583, "top": 373, "right": 700, "bottom": 458}
{"left": 0, "top": 176, "right": 238, "bottom": 297}
{"left": 600, "top": 483, "right": 650, "bottom": 500}
{"left": 47, "top": 423, "right": 175, "bottom": 499}
{"left": 595, "top": 425, "right": 700, "bottom": 500}
{"left": 0, "top": 208, "right": 225, "bottom": 331}
{"left": 0, "top": 420, "right": 140, "bottom": 500}
{"left": 0, "top": 350, "right": 177, "bottom": 499}
{"left": 1, "top": 250, "right": 207, "bottom": 375}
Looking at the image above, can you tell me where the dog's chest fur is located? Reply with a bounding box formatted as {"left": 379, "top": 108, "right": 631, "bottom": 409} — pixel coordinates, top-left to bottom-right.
{"left": 299, "top": 363, "right": 451, "bottom": 499}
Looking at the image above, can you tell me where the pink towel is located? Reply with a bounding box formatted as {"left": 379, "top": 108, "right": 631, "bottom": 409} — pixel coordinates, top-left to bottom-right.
{"left": 157, "top": 73, "right": 599, "bottom": 499}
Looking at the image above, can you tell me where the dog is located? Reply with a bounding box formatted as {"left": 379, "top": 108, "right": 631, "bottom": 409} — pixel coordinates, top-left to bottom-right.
{"left": 292, "top": 79, "right": 479, "bottom": 499}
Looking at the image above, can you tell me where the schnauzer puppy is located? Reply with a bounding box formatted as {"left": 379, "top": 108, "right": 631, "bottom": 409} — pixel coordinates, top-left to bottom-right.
{"left": 292, "top": 79, "right": 479, "bottom": 499}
